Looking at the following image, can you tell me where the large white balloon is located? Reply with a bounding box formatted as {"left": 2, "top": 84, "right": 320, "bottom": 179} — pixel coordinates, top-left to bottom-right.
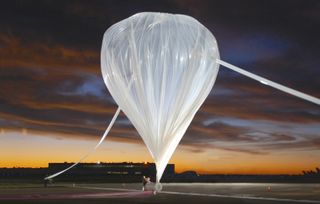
{"left": 101, "top": 12, "right": 220, "bottom": 183}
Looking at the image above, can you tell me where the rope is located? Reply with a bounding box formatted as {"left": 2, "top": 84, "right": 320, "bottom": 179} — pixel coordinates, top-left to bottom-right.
{"left": 44, "top": 107, "right": 121, "bottom": 180}
{"left": 217, "top": 59, "right": 320, "bottom": 105}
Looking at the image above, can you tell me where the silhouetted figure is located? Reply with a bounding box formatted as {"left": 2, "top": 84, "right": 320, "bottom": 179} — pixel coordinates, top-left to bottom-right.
{"left": 142, "top": 176, "right": 150, "bottom": 191}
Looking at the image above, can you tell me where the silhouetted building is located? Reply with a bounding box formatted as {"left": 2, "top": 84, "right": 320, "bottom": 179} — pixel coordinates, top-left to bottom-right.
{"left": 0, "top": 162, "right": 175, "bottom": 182}
{"left": 48, "top": 162, "right": 175, "bottom": 179}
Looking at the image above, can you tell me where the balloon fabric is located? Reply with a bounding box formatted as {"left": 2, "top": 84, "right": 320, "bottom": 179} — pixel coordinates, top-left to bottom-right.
{"left": 101, "top": 12, "right": 220, "bottom": 183}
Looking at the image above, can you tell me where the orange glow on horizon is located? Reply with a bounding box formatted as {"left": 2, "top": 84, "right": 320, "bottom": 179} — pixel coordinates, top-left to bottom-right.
{"left": 0, "top": 131, "right": 319, "bottom": 175}
{"left": 0, "top": 160, "right": 312, "bottom": 175}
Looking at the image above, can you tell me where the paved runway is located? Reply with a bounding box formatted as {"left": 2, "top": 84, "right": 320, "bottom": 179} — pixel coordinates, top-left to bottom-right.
{"left": 0, "top": 183, "right": 319, "bottom": 204}
{"left": 77, "top": 183, "right": 320, "bottom": 203}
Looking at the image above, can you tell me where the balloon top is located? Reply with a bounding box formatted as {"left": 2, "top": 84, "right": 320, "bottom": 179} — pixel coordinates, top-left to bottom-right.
{"left": 128, "top": 12, "right": 204, "bottom": 26}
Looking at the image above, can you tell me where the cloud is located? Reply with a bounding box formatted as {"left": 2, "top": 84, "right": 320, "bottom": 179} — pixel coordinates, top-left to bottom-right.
{"left": 0, "top": 34, "right": 100, "bottom": 74}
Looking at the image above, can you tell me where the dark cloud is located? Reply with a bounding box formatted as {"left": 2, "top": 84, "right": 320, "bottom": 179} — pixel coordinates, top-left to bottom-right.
{"left": 0, "top": 0, "right": 319, "bottom": 156}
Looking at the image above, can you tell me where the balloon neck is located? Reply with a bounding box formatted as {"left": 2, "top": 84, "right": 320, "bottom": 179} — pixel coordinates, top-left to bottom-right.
{"left": 155, "top": 163, "right": 160, "bottom": 183}
{"left": 154, "top": 173, "right": 162, "bottom": 192}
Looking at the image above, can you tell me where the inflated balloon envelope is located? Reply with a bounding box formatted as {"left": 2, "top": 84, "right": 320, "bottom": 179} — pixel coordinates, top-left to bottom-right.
{"left": 101, "top": 12, "right": 219, "bottom": 185}
{"left": 45, "top": 12, "right": 320, "bottom": 190}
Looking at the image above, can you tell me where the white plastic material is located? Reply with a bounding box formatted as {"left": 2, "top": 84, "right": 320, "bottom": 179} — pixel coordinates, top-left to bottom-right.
{"left": 217, "top": 59, "right": 320, "bottom": 105}
{"left": 101, "top": 12, "right": 220, "bottom": 183}
{"left": 44, "top": 107, "right": 121, "bottom": 180}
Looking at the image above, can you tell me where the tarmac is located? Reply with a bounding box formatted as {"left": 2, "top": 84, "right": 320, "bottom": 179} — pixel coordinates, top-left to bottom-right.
{"left": 0, "top": 182, "right": 319, "bottom": 204}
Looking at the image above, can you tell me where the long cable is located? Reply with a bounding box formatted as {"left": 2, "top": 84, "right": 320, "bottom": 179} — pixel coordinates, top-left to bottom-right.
{"left": 44, "top": 107, "right": 121, "bottom": 180}
{"left": 217, "top": 59, "right": 320, "bottom": 105}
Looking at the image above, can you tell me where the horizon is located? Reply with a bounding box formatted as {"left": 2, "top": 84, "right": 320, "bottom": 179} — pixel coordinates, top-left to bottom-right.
{"left": 2, "top": 160, "right": 319, "bottom": 176}
{"left": 0, "top": 0, "right": 319, "bottom": 176}
{"left": 1, "top": 129, "right": 319, "bottom": 175}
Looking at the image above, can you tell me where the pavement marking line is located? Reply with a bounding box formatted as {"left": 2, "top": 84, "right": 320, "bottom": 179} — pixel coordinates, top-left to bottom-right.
{"left": 161, "top": 191, "right": 320, "bottom": 204}
{"left": 74, "top": 186, "right": 141, "bottom": 192}
{"left": 74, "top": 185, "right": 320, "bottom": 204}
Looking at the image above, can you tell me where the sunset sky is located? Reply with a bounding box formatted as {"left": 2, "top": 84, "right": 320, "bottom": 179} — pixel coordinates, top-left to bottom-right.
{"left": 0, "top": 0, "right": 319, "bottom": 174}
